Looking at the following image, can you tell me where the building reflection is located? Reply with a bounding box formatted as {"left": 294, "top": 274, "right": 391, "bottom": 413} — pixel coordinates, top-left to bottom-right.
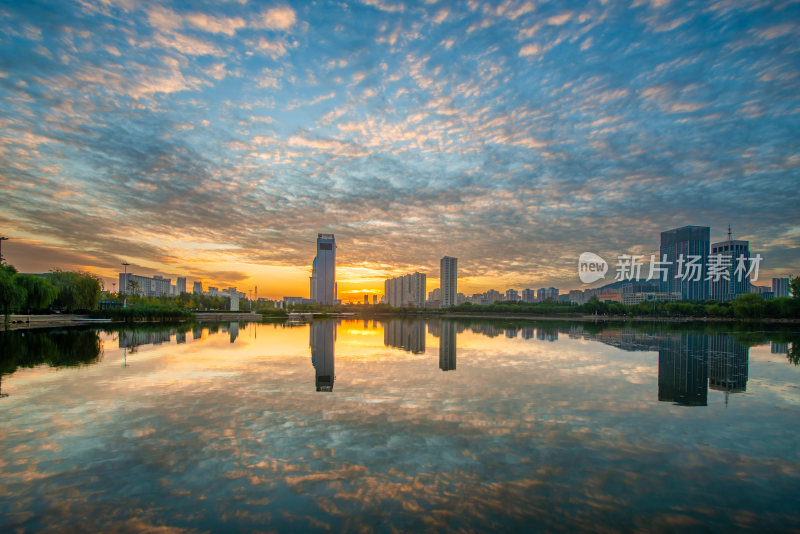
{"left": 521, "top": 327, "right": 534, "bottom": 340}
{"left": 229, "top": 322, "right": 239, "bottom": 343}
{"left": 469, "top": 323, "right": 504, "bottom": 338}
{"left": 439, "top": 321, "right": 457, "bottom": 371}
{"left": 536, "top": 327, "right": 558, "bottom": 342}
{"left": 383, "top": 320, "right": 426, "bottom": 354}
{"left": 771, "top": 342, "right": 789, "bottom": 354}
{"left": 658, "top": 333, "right": 709, "bottom": 406}
{"left": 119, "top": 329, "right": 173, "bottom": 349}
{"left": 708, "top": 334, "right": 749, "bottom": 402}
{"left": 580, "top": 326, "right": 752, "bottom": 407}
{"left": 310, "top": 321, "right": 336, "bottom": 392}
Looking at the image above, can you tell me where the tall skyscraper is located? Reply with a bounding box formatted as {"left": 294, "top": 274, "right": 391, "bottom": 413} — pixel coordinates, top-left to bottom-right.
{"left": 309, "top": 257, "right": 317, "bottom": 302}
{"left": 176, "top": 277, "right": 186, "bottom": 294}
{"left": 710, "top": 229, "right": 750, "bottom": 302}
{"left": 660, "top": 225, "right": 710, "bottom": 301}
{"left": 440, "top": 256, "right": 457, "bottom": 308}
{"left": 192, "top": 281, "right": 203, "bottom": 295}
{"left": 311, "top": 234, "right": 336, "bottom": 305}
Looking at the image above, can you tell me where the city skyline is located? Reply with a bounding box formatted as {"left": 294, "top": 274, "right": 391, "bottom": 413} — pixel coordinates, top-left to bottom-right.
{"left": 1, "top": 222, "right": 796, "bottom": 303}
{"left": 0, "top": 1, "right": 798, "bottom": 299}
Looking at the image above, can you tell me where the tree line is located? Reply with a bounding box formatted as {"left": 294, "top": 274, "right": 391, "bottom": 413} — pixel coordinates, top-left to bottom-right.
{"left": 0, "top": 263, "right": 102, "bottom": 318}
{"left": 447, "top": 278, "right": 800, "bottom": 320}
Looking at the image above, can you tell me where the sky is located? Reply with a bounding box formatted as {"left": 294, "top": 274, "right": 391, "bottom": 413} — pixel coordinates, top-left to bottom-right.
{"left": 0, "top": 0, "right": 798, "bottom": 300}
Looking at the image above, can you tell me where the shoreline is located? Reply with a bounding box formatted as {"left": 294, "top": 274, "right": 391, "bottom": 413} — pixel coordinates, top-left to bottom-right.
{"left": 439, "top": 313, "right": 800, "bottom": 324}
{"left": 4, "top": 312, "right": 800, "bottom": 332}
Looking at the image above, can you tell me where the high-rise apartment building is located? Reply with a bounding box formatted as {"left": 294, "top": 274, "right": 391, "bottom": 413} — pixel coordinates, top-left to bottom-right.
{"left": 193, "top": 281, "right": 203, "bottom": 294}
{"left": 311, "top": 234, "right": 336, "bottom": 305}
{"left": 440, "top": 256, "right": 457, "bottom": 308}
{"left": 384, "top": 272, "right": 426, "bottom": 307}
{"left": 119, "top": 272, "right": 171, "bottom": 297}
{"left": 660, "top": 225, "right": 710, "bottom": 301}
{"left": 176, "top": 277, "right": 187, "bottom": 294}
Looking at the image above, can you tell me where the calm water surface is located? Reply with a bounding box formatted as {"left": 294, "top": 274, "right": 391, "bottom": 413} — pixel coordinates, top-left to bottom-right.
{"left": 1, "top": 319, "right": 799, "bottom": 532}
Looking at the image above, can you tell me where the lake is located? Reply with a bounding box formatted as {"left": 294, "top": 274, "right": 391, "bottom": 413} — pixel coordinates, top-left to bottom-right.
{"left": 1, "top": 319, "right": 799, "bottom": 532}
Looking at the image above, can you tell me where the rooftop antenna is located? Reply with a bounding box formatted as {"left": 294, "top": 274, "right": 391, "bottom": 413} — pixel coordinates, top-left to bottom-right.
{"left": 727, "top": 224, "right": 732, "bottom": 242}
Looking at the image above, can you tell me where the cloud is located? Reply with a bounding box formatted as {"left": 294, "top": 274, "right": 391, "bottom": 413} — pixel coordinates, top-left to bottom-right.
{"left": 185, "top": 13, "right": 246, "bottom": 36}
{"left": 432, "top": 9, "right": 449, "bottom": 24}
{"left": 253, "top": 6, "right": 297, "bottom": 30}
{"left": 256, "top": 68, "right": 282, "bottom": 88}
{"left": 204, "top": 62, "right": 233, "bottom": 81}
{"left": 362, "top": 0, "right": 406, "bottom": 13}
{"left": 0, "top": 0, "right": 797, "bottom": 295}
{"left": 547, "top": 13, "right": 572, "bottom": 26}
{"left": 254, "top": 37, "right": 288, "bottom": 58}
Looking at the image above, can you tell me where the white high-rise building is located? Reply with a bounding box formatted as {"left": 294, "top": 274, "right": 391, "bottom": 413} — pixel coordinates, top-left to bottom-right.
{"left": 312, "top": 234, "right": 336, "bottom": 305}
{"left": 384, "top": 272, "right": 426, "bottom": 307}
{"left": 440, "top": 256, "right": 457, "bottom": 308}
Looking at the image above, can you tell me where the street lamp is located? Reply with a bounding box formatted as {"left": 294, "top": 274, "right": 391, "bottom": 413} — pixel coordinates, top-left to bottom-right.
{"left": 122, "top": 262, "right": 130, "bottom": 308}
{"left": 0, "top": 236, "right": 8, "bottom": 264}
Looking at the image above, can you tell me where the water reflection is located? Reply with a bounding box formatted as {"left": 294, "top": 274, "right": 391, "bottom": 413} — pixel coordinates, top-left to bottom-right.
{"left": 383, "top": 319, "right": 425, "bottom": 354}
{"left": 310, "top": 320, "right": 335, "bottom": 392}
{"left": 119, "top": 328, "right": 174, "bottom": 349}
{"left": 0, "top": 328, "right": 103, "bottom": 397}
{"left": 658, "top": 333, "right": 710, "bottom": 406}
{"left": 1, "top": 320, "right": 800, "bottom": 531}
{"left": 709, "top": 334, "right": 749, "bottom": 398}
{"left": 229, "top": 322, "right": 239, "bottom": 343}
{"left": 583, "top": 326, "right": 752, "bottom": 406}
{"left": 438, "top": 320, "right": 457, "bottom": 371}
